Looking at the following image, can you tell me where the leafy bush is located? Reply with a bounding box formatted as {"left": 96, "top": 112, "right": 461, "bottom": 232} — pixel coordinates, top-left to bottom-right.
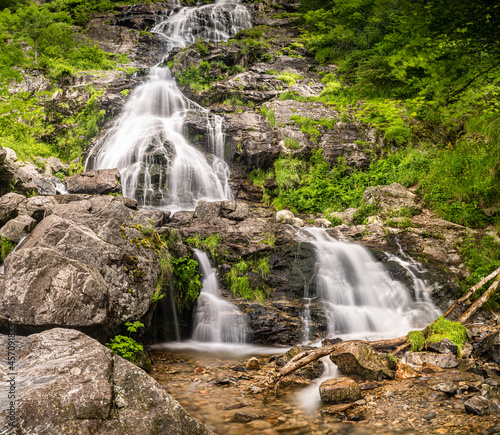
{"left": 459, "top": 234, "right": 500, "bottom": 308}
{"left": 225, "top": 258, "right": 271, "bottom": 302}
{"left": 185, "top": 233, "right": 222, "bottom": 261}
{"left": 106, "top": 321, "right": 145, "bottom": 364}
{"left": 0, "top": 236, "right": 15, "bottom": 261}
{"left": 352, "top": 204, "right": 380, "bottom": 225}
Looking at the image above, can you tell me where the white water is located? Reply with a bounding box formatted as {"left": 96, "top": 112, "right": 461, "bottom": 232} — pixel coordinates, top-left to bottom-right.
{"left": 86, "top": 0, "right": 251, "bottom": 210}
{"left": 298, "top": 228, "right": 440, "bottom": 342}
{"left": 191, "top": 249, "right": 248, "bottom": 343}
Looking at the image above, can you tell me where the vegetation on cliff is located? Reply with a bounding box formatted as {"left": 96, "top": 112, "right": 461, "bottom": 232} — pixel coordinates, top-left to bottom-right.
{"left": 0, "top": 0, "right": 140, "bottom": 162}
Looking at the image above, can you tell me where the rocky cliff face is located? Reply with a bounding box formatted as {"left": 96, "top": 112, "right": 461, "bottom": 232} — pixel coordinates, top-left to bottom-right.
{"left": 0, "top": 0, "right": 471, "bottom": 348}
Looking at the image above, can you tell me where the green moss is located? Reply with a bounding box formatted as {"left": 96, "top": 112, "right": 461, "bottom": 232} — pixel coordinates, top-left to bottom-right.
{"left": 408, "top": 317, "right": 468, "bottom": 355}
{"left": 425, "top": 317, "right": 468, "bottom": 352}
{"left": 408, "top": 330, "right": 425, "bottom": 352}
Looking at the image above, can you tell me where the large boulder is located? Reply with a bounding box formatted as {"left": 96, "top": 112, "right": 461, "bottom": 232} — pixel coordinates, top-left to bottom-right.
{"left": 329, "top": 342, "right": 397, "bottom": 381}
{"left": 0, "top": 147, "right": 56, "bottom": 196}
{"left": 477, "top": 331, "right": 500, "bottom": 363}
{"left": 0, "top": 193, "right": 26, "bottom": 226}
{"left": 0, "top": 215, "right": 37, "bottom": 243}
{"left": 193, "top": 200, "right": 249, "bottom": 221}
{"left": 65, "top": 168, "right": 122, "bottom": 195}
{"left": 0, "top": 196, "right": 161, "bottom": 331}
{"left": 362, "top": 182, "right": 421, "bottom": 216}
{"left": 0, "top": 328, "right": 213, "bottom": 434}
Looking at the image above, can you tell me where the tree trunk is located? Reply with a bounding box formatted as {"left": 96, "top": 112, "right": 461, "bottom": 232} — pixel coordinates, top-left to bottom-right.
{"left": 443, "top": 266, "right": 500, "bottom": 318}
{"left": 458, "top": 276, "right": 500, "bottom": 324}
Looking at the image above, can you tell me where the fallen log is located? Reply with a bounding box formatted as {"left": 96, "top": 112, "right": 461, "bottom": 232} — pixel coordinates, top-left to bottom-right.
{"left": 442, "top": 266, "right": 500, "bottom": 318}
{"left": 272, "top": 336, "right": 407, "bottom": 388}
{"left": 458, "top": 275, "right": 500, "bottom": 324}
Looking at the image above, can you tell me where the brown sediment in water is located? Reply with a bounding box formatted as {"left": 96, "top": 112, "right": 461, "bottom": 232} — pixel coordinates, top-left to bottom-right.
{"left": 150, "top": 349, "right": 500, "bottom": 435}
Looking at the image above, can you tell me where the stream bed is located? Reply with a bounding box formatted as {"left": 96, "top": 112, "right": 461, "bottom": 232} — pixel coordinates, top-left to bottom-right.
{"left": 149, "top": 347, "right": 500, "bottom": 435}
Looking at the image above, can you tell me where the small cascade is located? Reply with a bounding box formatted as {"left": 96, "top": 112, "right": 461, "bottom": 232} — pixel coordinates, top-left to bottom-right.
{"left": 298, "top": 228, "right": 440, "bottom": 340}
{"left": 86, "top": 0, "right": 252, "bottom": 211}
{"left": 192, "top": 249, "right": 248, "bottom": 343}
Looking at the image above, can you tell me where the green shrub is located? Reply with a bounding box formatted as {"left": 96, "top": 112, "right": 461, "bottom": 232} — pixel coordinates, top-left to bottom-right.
{"left": 385, "top": 217, "right": 412, "bottom": 229}
{"left": 0, "top": 237, "right": 15, "bottom": 261}
{"left": 106, "top": 321, "right": 145, "bottom": 364}
{"left": 284, "top": 137, "right": 301, "bottom": 149}
{"left": 185, "top": 233, "right": 222, "bottom": 261}
{"left": 277, "top": 70, "right": 304, "bottom": 86}
{"left": 352, "top": 204, "right": 380, "bottom": 225}
{"left": 225, "top": 258, "right": 271, "bottom": 302}
{"left": 459, "top": 234, "right": 500, "bottom": 308}
{"left": 260, "top": 106, "right": 276, "bottom": 127}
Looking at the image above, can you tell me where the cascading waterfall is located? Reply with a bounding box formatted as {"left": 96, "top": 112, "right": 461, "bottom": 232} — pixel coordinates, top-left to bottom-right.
{"left": 298, "top": 228, "right": 441, "bottom": 341}
{"left": 192, "top": 249, "right": 248, "bottom": 343}
{"left": 85, "top": 0, "right": 252, "bottom": 210}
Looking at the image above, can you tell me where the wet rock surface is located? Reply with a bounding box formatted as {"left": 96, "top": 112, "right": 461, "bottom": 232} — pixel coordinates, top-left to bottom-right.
{"left": 0, "top": 329, "right": 213, "bottom": 434}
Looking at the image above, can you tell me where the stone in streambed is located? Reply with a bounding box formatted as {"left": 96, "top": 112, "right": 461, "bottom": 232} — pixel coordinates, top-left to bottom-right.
{"left": 396, "top": 363, "right": 420, "bottom": 379}
{"left": 329, "top": 342, "right": 397, "bottom": 381}
{"left": 427, "top": 338, "right": 458, "bottom": 355}
{"left": 477, "top": 330, "right": 500, "bottom": 364}
{"left": 319, "top": 378, "right": 361, "bottom": 404}
{"left": 464, "top": 394, "right": 500, "bottom": 415}
{"left": 405, "top": 352, "right": 458, "bottom": 369}
{"left": 246, "top": 357, "right": 260, "bottom": 370}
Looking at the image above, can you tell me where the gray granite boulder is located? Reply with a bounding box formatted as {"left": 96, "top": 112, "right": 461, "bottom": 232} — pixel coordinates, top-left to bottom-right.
{"left": 0, "top": 328, "right": 213, "bottom": 434}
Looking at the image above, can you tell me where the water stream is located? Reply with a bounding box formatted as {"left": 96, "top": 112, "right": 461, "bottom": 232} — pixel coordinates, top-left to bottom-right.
{"left": 192, "top": 249, "right": 248, "bottom": 344}
{"left": 85, "top": 0, "right": 252, "bottom": 211}
{"left": 298, "top": 228, "right": 441, "bottom": 342}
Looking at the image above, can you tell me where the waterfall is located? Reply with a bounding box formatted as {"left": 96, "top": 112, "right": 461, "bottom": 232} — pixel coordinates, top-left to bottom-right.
{"left": 298, "top": 228, "right": 440, "bottom": 341}
{"left": 85, "top": 0, "right": 252, "bottom": 211}
{"left": 192, "top": 249, "right": 248, "bottom": 343}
